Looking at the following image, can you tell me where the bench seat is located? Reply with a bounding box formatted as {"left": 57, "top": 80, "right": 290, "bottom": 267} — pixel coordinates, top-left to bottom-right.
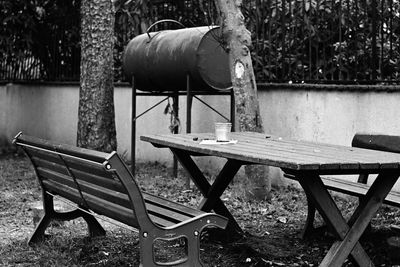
{"left": 286, "top": 174, "right": 400, "bottom": 208}
{"left": 322, "top": 176, "right": 400, "bottom": 208}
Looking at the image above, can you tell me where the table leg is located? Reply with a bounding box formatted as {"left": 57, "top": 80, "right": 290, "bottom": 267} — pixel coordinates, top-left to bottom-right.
{"left": 171, "top": 148, "right": 244, "bottom": 234}
{"left": 319, "top": 171, "right": 399, "bottom": 267}
{"left": 296, "top": 172, "right": 374, "bottom": 267}
{"left": 198, "top": 159, "right": 243, "bottom": 211}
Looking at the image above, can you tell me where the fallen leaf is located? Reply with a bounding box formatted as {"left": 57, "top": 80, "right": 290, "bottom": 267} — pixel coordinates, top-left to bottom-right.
{"left": 277, "top": 216, "right": 287, "bottom": 223}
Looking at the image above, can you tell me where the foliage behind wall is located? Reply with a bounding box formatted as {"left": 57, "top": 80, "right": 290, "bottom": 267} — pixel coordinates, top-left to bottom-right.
{"left": 1, "top": 0, "right": 399, "bottom": 83}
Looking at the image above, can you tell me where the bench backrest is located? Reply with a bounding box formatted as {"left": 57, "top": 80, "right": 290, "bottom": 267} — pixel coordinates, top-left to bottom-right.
{"left": 352, "top": 133, "right": 400, "bottom": 154}
{"left": 352, "top": 133, "right": 400, "bottom": 184}
{"left": 13, "top": 132, "right": 152, "bottom": 229}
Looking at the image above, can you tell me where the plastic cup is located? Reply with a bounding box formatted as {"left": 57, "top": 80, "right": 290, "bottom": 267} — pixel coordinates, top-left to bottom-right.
{"left": 215, "top": 122, "right": 232, "bottom": 142}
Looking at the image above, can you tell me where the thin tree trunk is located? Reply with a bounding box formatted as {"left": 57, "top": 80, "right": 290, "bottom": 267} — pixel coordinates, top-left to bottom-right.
{"left": 77, "top": 0, "right": 117, "bottom": 152}
{"left": 215, "top": 0, "right": 271, "bottom": 200}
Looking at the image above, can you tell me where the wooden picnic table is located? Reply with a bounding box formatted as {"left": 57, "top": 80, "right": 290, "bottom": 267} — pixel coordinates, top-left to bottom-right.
{"left": 141, "top": 131, "right": 400, "bottom": 267}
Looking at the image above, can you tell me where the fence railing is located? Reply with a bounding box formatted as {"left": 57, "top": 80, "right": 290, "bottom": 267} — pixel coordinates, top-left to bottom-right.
{"left": 0, "top": 1, "right": 81, "bottom": 83}
{"left": 247, "top": 0, "right": 400, "bottom": 83}
{"left": 1, "top": 0, "right": 399, "bottom": 84}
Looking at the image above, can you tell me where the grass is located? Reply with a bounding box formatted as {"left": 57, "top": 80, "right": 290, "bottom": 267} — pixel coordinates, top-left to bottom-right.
{"left": 1, "top": 153, "right": 400, "bottom": 266}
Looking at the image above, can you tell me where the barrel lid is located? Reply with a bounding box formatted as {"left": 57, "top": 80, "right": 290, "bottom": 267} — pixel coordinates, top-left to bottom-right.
{"left": 197, "top": 27, "right": 232, "bottom": 91}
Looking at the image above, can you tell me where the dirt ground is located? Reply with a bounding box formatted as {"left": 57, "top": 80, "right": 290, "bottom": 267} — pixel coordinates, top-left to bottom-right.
{"left": 1, "top": 154, "right": 400, "bottom": 266}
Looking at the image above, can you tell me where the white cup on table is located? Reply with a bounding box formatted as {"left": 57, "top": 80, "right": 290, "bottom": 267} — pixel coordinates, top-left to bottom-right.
{"left": 215, "top": 122, "right": 232, "bottom": 142}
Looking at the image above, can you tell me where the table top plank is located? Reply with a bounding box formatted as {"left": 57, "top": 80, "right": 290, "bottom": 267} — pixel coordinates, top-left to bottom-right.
{"left": 234, "top": 132, "right": 398, "bottom": 167}
{"left": 143, "top": 133, "right": 317, "bottom": 170}
{"left": 140, "top": 132, "right": 400, "bottom": 172}
{"left": 233, "top": 133, "right": 362, "bottom": 170}
{"left": 229, "top": 132, "right": 400, "bottom": 170}
{"left": 167, "top": 133, "right": 353, "bottom": 169}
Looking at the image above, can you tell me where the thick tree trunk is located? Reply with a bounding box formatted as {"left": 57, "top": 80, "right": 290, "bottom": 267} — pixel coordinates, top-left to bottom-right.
{"left": 215, "top": 0, "right": 270, "bottom": 200}
{"left": 77, "top": 0, "right": 117, "bottom": 152}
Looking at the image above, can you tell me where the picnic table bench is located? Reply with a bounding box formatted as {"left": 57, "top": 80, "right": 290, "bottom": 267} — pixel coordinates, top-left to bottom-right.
{"left": 284, "top": 133, "right": 400, "bottom": 238}
{"left": 13, "top": 132, "right": 228, "bottom": 267}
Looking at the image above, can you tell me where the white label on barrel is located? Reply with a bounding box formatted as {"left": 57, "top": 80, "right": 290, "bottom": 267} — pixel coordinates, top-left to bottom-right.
{"left": 234, "top": 60, "right": 245, "bottom": 79}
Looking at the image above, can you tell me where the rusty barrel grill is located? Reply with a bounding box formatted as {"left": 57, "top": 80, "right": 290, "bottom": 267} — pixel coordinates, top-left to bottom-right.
{"left": 122, "top": 25, "right": 232, "bottom": 91}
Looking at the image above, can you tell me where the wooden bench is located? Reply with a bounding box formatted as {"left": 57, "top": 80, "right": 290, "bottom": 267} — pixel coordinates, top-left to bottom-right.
{"left": 285, "top": 133, "right": 400, "bottom": 238}
{"left": 13, "top": 132, "right": 228, "bottom": 267}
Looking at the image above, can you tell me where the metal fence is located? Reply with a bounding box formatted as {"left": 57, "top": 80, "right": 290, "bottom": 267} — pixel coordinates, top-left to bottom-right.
{"left": 0, "top": 1, "right": 81, "bottom": 82}
{"left": 247, "top": 0, "right": 400, "bottom": 83}
{"left": 1, "top": 0, "right": 399, "bottom": 84}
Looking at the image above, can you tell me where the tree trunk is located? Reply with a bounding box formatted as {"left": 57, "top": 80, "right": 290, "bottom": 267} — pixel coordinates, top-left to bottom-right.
{"left": 77, "top": 0, "right": 117, "bottom": 152}
{"left": 215, "top": 0, "right": 271, "bottom": 200}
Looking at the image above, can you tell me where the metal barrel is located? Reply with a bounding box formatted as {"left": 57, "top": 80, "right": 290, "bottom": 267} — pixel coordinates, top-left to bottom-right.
{"left": 122, "top": 26, "right": 231, "bottom": 92}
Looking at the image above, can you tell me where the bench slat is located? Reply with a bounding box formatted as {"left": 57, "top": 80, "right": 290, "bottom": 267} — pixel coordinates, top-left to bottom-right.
{"left": 62, "top": 155, "right": 111, "bottom": 178}
{"left": 71, "top": 168, "right": 127, "bottom": 194}
{"left": 322, "top": 176, "right": 400, "bottom": 208}
{"left": 76, "top": 179, "right": 131, "bottom": 208}
{"left": 385, "top": 191, "right": 400, "bottom": 207}
{"left": 37, "top": 167, "right": 133, "bottom": 208}
{"left": 146, "top": 203, "right": 190, "bottom": 224}
{"left": 285, "top": 174, "right": 400, "bottom": 208}
{"left": 322, "top": 176, "right": 369, "bottom": 197}
{"left": 148, "top": 214, "right": 178, "bottom": 227}
{"left": 27, "top": 147, "right": 108, "bottom": 177}
{"left": 31, "top": 151, "right": 131, "bottom": 204}
{"left": 42, "top": 179, "right": 139, "bottom": 228}
{"left": 27, "top": 148, "right": 64, "bottom": 166}
{"left": 31, "top": 156, "right": 69, "bottom": 176}
{"left": 82, "top": 192, "right": 138, "bottom": 228}
{"left": 41, "top": 179, "right": 83, "bottom": 205}
{"left": 31, "top": 152, "right": 129, "bottom": 196}
{"left": 143, "top": 193, "right": 204, "bottom": 217}
{"left": 37, "top": 167, "right": 77, "bottom": 190}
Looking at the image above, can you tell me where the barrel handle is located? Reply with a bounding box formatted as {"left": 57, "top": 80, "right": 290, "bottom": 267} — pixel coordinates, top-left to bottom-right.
{"left": 146, "top": 19, "right": 185, "bottom": 40}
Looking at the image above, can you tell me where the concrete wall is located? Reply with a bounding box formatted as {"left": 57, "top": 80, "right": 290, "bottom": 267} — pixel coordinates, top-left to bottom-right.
{"left": 0, "top": 84, "right": 79, "bottom": 143}
{"left": 260, "top": 84, "right": 400, "bottom": 146}
{"left": 0, "top": 83, "right": 232, "bottom": 166}
{"left": 1, "top": 83, "right": 400, "bottom": 189}
{"left": 258, "top": 83, "right": 400, "bottom": 189}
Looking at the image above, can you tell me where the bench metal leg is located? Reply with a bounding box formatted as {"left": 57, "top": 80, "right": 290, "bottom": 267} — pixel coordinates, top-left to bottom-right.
{"left": 28, "top": 193, "right": 105, "bottom": 245}
{"left": 78, "top": 205, "right": 106, "bottom": 238}
{"left": 139, "top": 233, "right": 156, "bottom": 267}
{"left": 186, "top": 234, "right": 202, "bottom": 267}
{"left": 29, "top": 212, "right": 53, "bottom": 244}
{"left": 28, "top": 193, "right": 58, "bottom": 244}
{"left": 139, "top": 213, "right": 227, "bottom": 266}
{"left": 139, "top": 232, "right": 202, "bottom": 267}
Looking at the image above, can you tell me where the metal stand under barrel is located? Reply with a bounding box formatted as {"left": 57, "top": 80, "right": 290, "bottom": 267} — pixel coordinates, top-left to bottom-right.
{"left": 123, "top": 23, "right": 234, "bottom": 179}
{"left": 131, "top": 75, "right": 235, "bottom": 177}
